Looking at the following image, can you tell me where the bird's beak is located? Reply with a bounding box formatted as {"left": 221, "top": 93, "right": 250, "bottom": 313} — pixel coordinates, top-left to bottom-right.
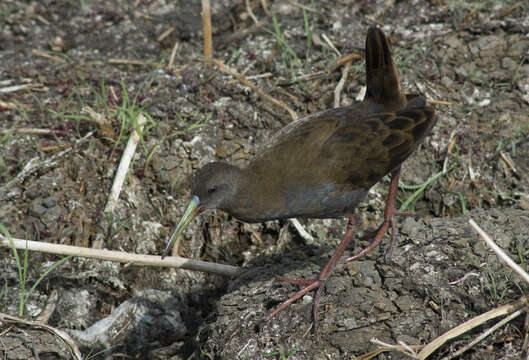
{"left": 161, "top": 195, "right": 201, "bottom": 259}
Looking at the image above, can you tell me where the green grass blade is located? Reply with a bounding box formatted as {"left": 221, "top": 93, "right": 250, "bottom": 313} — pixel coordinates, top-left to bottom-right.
{"left": 399, "top": 163, "right": 457, "bottom": 211}
{"left": 24, "top": 255, "right": 73, "bottom": 306}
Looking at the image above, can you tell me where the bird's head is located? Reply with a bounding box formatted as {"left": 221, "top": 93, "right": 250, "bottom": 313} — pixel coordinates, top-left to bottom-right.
{"left": 161, "top": 162, "right": 241, "bottom": 258}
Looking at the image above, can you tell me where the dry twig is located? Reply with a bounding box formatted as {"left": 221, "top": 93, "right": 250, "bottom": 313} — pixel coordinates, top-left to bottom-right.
{"left": 0, "top": 83, "right": 45, "bottom": 94}
{"left": 417, "top": 299, "right": 528, "bottom": 359}
{"left": 442, "top": 307, "right": 528, "bottom": 360}
{"left": 157, "top": 26, "right": 174, "bottom": 42}
{"left": 493, "top": 2, "right": 521, "bottom": 19}
{"left": 0, "top": 128, "right": 54, "bottom": 135}
{"left": 259, "top": 0, "right": 269, "bottom": 13}
{"left": 91, "top": 113, "right": 147, "bottom": 249}
{"left": 362, "top": 338, "right": 422, "bottom": 359}
{"left": 0, "top": 235, "right": 238, "bottom": 277}
{"left": 0, "top": 100, "right": 17, "bottom": 110}
{"left": 427, "top": 99, "right": 452, "bottom": 105}
{"left": 321, "top": 33, "right": 341, "bottom": 56}
{"left": 245, "top": 0, "right": 259, "bottom": 24}
{"left": 288, "top": 0, "right": 319, "bottom": 13}
{"left": 40, "top": 144, "right": 71, "bottom": 152}
{"left": 32, "top": 49, "right": 66, "bottom": 63}
{"left": 201, "top": 0, "right": 212, "bottom": 61}
{"left": 168, "top": 41, "right": 180, "bottom": 69}
{"left": 443, "top": 131, "right": 458, "bottom": 173}
{"left": 82, "top": 106, "right": 116, "bottom": 139}
{"left": 0, "top": 131, "right": 95, "bottom": 202}
{"left": 499, "top": 150, "right": 518, "bottom": 177}
{"left": 469, "top": 219, "right": 529, "bottom": 284}
{"left": 0, "top": 312, "right": 82, "bottom": 360}
{"left": 355, "top": 86, "right": 367, "bottom": 101}
{"left": 108, "top": 58, "right": 147, "bottom": 66}
{"left": 211, "top": 58, "right": 298, "bottom": 120}
{"left": 329, "top": 53, "right": 363, "bottom": 72}
{"left": 105, "top": 114, "right": 147, "bottom": 215}
{"left": 36, "top": 289, "right": 58, "bottom": 324}
{"left": 334, "top": 61, "right": 351, "bottom": 108}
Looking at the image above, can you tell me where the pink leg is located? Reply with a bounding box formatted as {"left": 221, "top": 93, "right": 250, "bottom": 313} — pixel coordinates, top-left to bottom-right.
{"left": 266, "top": 215, "right": 358, "bottom": 328}
{"left": 345, "top": 167, "right": 413, "bottom": 262}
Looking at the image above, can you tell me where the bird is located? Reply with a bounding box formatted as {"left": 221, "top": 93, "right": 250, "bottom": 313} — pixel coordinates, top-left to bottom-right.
{"left": 162, "top": 26, "right": 436, "bottom": 328}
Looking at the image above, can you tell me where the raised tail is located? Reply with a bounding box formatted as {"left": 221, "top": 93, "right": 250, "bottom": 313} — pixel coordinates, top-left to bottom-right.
{"left": 365, "top": 27, "right": 406, "bottom": 111}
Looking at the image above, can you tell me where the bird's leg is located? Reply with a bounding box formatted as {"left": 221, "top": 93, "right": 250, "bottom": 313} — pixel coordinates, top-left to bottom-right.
{"left": 345, "top": 167, "right": 413, "bottom": 263}
{"left": 267, "top": 215, "right": 357, "bottom": 328}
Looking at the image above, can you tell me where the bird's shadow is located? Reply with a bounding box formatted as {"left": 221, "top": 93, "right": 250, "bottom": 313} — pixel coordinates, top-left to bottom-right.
{"left": 195, "top": 220, "right": 381, "bottom": 318}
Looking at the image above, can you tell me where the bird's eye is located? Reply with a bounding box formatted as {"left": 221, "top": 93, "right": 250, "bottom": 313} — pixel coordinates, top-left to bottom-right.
{"left": 207, "top": 185, "right": 217, "bottom": 194}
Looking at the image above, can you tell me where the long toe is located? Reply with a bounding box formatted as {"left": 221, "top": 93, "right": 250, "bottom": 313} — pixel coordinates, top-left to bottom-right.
{"left": 345, "top": 219, "right": 390, "bottom": 262}
{"left": 276, "top": 275, "right": 317, "bottom": 286}
{"left": 346, "top": 207, "right": 415, "bottom": 262}
{"left": 267, "top": 215, "right": 357, "bottom": 326}
{"left": 266, "top": 279, "right": 322, "bottom": 321}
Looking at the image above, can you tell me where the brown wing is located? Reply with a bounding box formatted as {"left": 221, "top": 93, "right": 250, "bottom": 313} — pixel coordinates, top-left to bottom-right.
{"left": 249, "top": 110, "right": 344, "bottom": 180}
{"left": 249, "top": 99, "right": 435, "bottom": 191}
{"left": 316, "top": 104, "right": 436, "bottom": 189}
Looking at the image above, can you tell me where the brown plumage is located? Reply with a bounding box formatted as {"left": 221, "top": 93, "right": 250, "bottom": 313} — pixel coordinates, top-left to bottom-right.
{"left": 162, "top": 27, "right": 436, "bottom": 328}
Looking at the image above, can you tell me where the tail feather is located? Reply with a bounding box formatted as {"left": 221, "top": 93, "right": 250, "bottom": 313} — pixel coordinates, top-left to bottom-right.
{"left": 365, "top": 27, "right": 406, "bottom": 111}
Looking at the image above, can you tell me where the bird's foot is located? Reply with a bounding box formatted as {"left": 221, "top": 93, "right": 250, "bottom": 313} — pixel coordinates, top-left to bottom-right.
{"left": 267, "top": 276, "right": 326, "bottom": 329}
{"left": 276, "top": 275, "right": 315, "bottom": 286}
{"left": 344, "top": 167, "right": 414, "bottom": 263}
{"left": 345, "top": 209, "right": 413, "bottom": 262}
{"left": 266, "top": 215, "right": 358, "bottom": 330}
{"left": 361, "top": 209, "right": 415, "bottom": 245}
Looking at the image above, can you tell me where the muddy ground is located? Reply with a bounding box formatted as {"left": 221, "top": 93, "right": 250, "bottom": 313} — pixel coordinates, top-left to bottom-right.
{"left": 1, "top": 0, "right": 529, "bottom": 359}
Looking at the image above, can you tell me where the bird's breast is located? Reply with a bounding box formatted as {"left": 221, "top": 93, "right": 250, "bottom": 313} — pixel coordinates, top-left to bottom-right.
{"left": 282, "top": 183, "right": 368, "bottom": 219}
{"left": 230, "top": 183, "right": 369, "bottom": 222}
